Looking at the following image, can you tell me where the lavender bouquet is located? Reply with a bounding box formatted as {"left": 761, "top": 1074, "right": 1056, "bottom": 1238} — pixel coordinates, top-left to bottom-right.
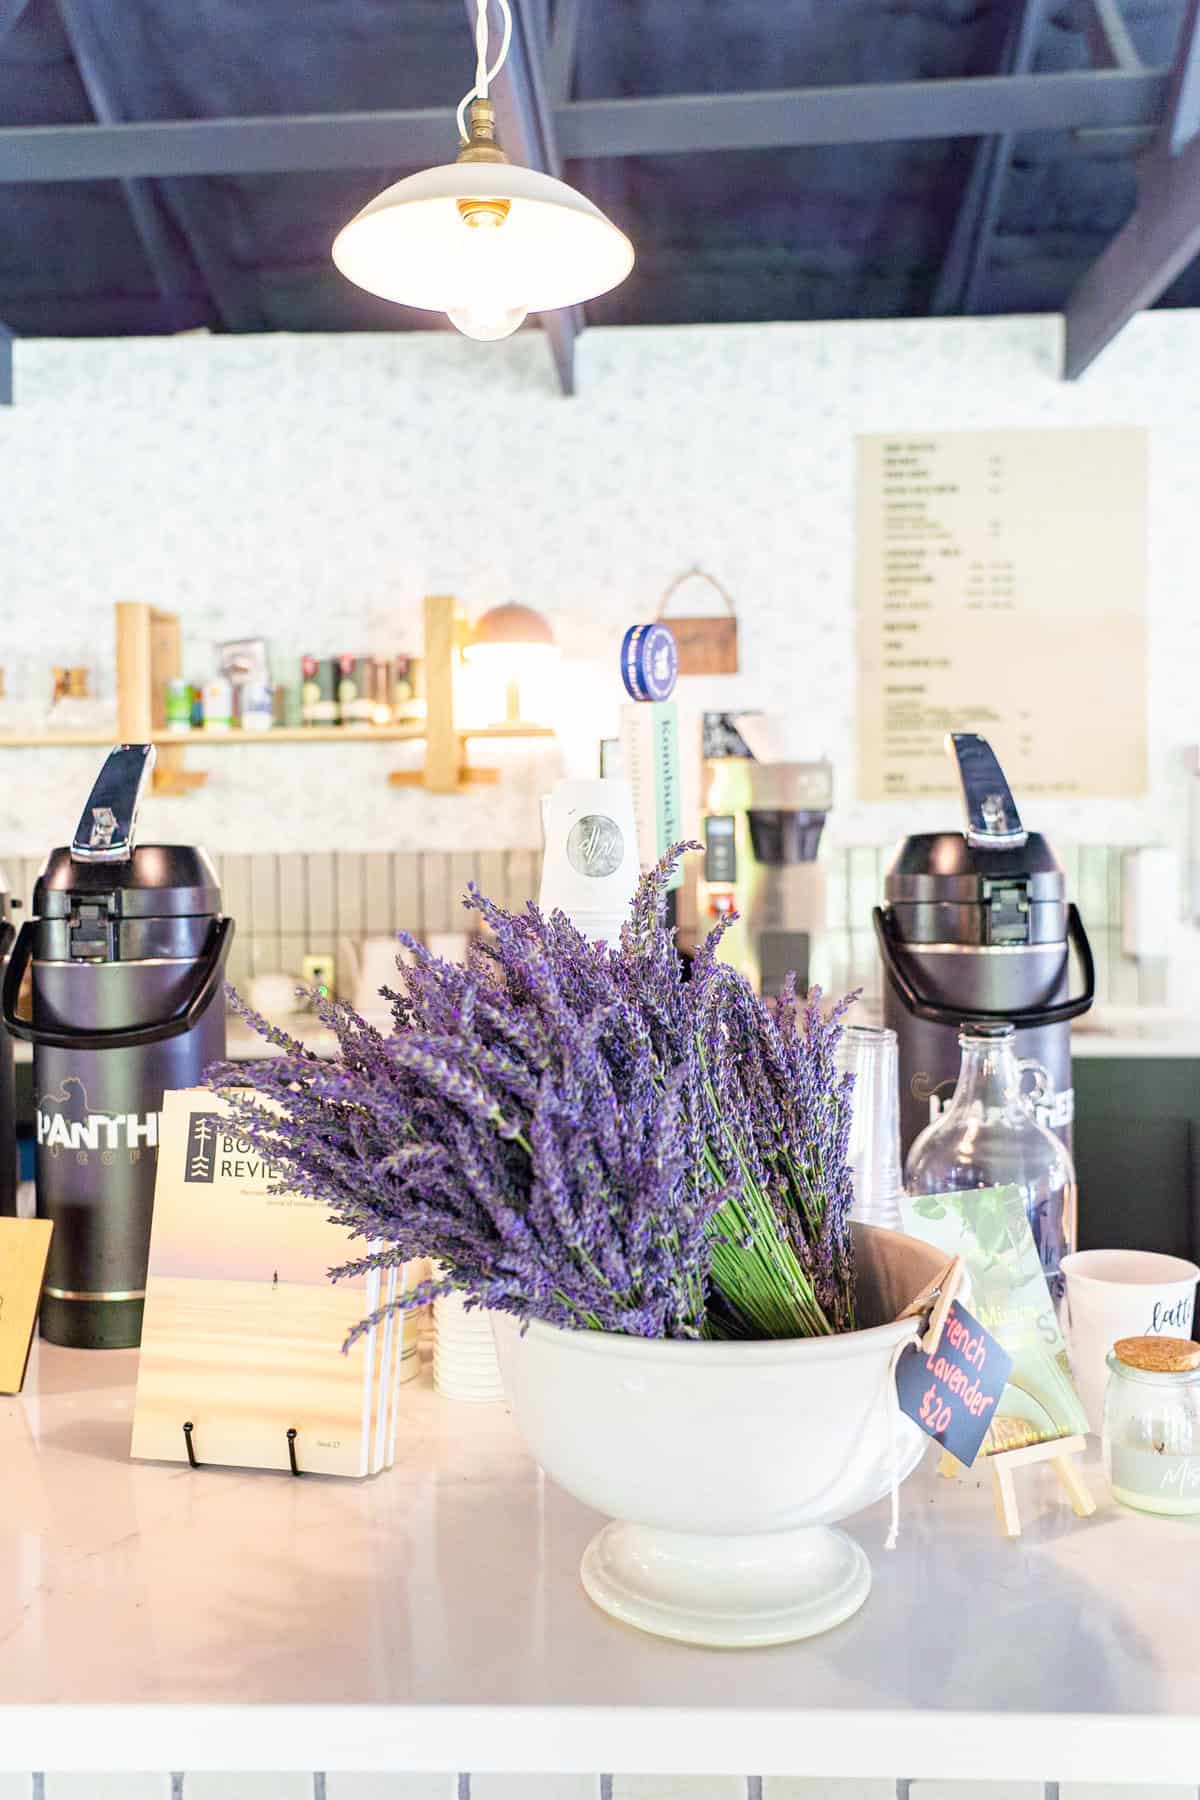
{"left": 210, "top": 846, "right": 858, "bottom": 1344}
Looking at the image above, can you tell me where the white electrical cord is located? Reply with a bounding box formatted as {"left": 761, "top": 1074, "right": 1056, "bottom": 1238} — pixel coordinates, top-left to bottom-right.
{"left": 456, "top": 0, "right": 514, "bottom": 142}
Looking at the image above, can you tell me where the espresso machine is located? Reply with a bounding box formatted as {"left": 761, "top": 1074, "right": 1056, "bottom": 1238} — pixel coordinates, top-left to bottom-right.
{"left": 700, "top": 713, "right": 833, "bottom": 995}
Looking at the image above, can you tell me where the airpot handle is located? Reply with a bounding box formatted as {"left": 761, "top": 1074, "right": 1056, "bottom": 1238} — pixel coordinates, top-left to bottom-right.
{"left": 946, "top": 732, "right": 1028, "bottom": 852}
{"left": 70, "top": 743, "right": 156, "bottom": 864}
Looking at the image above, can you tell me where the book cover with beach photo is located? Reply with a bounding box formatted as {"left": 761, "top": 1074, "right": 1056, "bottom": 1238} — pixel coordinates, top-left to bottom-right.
{"left": 131, "top": 1089, "right": 412, "bottom": 1477}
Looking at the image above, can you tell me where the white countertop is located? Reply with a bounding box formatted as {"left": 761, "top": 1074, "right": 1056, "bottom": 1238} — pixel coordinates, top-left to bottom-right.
{"left": 3, "top": 1343, "right": 1200, "bottom": 1780}
{"left": 1070, "top": 1007, "right": 1200, "bottom": 1059}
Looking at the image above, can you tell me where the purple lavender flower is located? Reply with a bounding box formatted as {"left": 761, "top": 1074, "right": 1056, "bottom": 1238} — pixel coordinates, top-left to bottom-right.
{"left": 213, "top": 843, "right": 858, "bottom": 1343}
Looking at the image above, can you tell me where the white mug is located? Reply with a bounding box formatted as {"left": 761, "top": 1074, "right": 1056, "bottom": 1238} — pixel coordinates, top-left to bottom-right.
{"left": 1062, "top": 1248, "right": 1200, "bottom": 1432}
{"left": 539, "top": 777, "right": 640, "bottom": 946}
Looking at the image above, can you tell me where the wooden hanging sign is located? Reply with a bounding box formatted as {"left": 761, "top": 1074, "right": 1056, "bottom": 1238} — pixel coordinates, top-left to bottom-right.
{"left": 656, "top": 566, "right": 739, "bottom": 675}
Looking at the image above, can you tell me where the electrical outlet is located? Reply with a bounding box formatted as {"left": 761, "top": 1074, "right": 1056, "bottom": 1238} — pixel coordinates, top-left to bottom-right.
{"left": 301, "top": 951, "right": 336, "bottom": 998}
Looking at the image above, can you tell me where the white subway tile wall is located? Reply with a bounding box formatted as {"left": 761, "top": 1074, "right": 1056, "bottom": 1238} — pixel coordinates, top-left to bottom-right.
{"left": 763, "top": 1785, "right": 898, "bottom": 1800}
{"left": 10, "top": 1780, "right": 1200, "bottom": 1800}
{"left": 471, "top": 1781, "right": 601, "bottom": 1800}
{"left": 42, "top": 1783, "right": 174, "bottom": 1800}
{"left": 181, "top": 1780, "right": 314, "bottom": 1800}
{"left": 907, "top": 1785, "right": 1046, "bottom": 1800}
{"left": 325, "top": 1781, "right": 458, "bottom": 1800}
{"left": 1059, "top": 1789, "right": 1200, "bottom": 1800}
{"left": 3, "top": 843, "right": 1137, "bottom": 1008}
{"left": 611, "top": 1783, "right": 748, "bottom": 1800}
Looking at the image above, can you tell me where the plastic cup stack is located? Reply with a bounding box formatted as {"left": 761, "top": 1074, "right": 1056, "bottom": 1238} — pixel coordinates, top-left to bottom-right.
{"left": 432, "top": 1287, "right": 506, "bottom": 1403}
{"left": 836, "top": 1024, "right": 905, "bottom": 1231}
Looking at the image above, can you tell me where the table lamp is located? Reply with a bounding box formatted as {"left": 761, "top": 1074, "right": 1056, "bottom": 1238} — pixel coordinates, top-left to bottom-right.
{"left": 462, "top": 602, "right": 559, "bottom": 726}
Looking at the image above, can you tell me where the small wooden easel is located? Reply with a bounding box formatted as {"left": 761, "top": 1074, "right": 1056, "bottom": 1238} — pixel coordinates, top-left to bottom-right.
{"left": 983, "top": 1434, "right": 1095, "bottom": 1538}
{"left": 904, "top": 1259, "right": 1098, "bottom": 1538}
{"left": 938, "top": 1430, "right": 1096, "bottom": 1538}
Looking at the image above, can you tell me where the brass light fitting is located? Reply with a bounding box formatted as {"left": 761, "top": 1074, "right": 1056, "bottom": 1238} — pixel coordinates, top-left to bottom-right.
{"left": 455, "top": 99, "right": 512, "bottom": 228}
{"left": 456, "top": 98, "right": 509, "bottom": 165}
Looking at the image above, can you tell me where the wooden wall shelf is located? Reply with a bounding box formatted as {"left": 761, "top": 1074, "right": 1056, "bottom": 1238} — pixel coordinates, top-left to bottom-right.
{"left": 0, "top": 599, "right": 555, "bottom": 795}
{"left": 0, "top": 732, "right": 114, "bottom": 748}
{"left": 0, "top": 724, "right": 554, "bottom": 750}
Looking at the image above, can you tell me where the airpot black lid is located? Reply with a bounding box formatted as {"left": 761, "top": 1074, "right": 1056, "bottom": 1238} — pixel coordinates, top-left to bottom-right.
{"left": 33, "top": 845, "right": 222, "bottom": 918}
{"left": 884, "top": 831, "right": 1066, "bottom": 905}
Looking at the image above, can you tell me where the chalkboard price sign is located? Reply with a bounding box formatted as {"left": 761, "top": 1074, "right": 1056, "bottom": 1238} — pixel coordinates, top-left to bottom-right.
{"left": 895, "top": 1298, "right": 1013, "bottom": 1468}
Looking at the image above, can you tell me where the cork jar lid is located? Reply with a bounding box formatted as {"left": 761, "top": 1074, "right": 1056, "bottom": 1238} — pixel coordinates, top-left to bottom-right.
{"left": 1113, "top": 1336, "right": 1200, "bottom": 1374}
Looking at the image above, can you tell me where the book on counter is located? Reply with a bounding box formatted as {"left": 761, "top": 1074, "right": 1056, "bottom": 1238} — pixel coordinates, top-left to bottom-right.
{"left": 131, "top": 1088, "right": 417, "bottom": 1477}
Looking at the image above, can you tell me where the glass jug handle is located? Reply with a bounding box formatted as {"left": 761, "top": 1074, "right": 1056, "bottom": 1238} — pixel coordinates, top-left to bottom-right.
{"left": 1017, "top": 1058, "right": 1055, "bottom": 1117}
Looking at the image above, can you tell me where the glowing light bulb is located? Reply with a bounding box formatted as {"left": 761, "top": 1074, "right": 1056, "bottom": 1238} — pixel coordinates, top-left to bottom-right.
{"left": 444, "top": 200, "right": 529, "bottom": 340}
{"left": 446, "top": 300, "right": 528, "bottom": 341}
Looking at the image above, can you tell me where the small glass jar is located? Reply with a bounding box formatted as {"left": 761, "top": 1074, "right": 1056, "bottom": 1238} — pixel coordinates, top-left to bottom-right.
{"left": 1102, "top": 1342, "right": 1200, "bottom": 1516}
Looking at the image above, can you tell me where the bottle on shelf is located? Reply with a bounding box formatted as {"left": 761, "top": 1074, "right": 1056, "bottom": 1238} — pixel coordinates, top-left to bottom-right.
{"left": 46, "top": 666, "right": 113, "bottom": 734}
{"left": 164, "top": 678, "right": 194, "bottom": 735}
{"left": 201, "top": 675, "right": 234, "bottom": 732}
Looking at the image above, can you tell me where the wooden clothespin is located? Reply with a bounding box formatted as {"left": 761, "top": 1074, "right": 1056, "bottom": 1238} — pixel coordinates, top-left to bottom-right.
{"left": 896, "top": 1255, "right": 966, "bottom": 1356}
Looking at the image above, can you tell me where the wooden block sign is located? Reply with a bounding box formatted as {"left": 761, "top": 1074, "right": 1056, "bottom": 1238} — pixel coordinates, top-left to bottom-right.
{"left": 0, "top": 1218, "right": 53, "bottom": 1394}
{"left": 895, "top": 1298, "right": 1013, "bottom": 1467}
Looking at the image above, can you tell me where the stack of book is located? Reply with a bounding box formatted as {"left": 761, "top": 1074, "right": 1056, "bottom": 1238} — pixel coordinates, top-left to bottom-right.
{"left": 131, "top": 1089, "right": 418, "bottom": 1477}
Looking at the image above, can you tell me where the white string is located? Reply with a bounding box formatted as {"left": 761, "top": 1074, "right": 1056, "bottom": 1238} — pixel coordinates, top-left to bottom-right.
{"left": 456, "top": 0, "right": 515, "bottom": 143}
{"left": 885, "top": 1327, "right": 922, "bottom": 1552}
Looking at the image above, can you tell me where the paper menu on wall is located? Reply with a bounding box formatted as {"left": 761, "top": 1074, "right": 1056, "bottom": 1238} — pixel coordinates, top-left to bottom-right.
{"left": 856, "top": 426, "right": 1147, "bottom": 801}
{"left": 131, "top": 1089, "right": 414, "bottom": 1478}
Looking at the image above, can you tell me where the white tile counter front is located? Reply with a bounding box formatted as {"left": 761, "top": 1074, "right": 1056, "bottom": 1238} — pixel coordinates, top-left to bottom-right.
{"left": 4, "top": 1349, "right": 1200, "bottom": 1784}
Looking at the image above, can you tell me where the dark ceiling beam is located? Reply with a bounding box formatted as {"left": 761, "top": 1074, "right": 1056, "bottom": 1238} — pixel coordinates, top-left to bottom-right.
{"left": 54, "top": 0, "right": 259, "bottom": 331}
{"left": 547, "top": 0, "right": 582, "bottom": 103}
{"left": 1167, "top": 0, "right": 1200, "bottom": 151}
{"left": 1081, "top": 0, "right": 1143, "bottom": 72}
{"left": 933, "top": 0, "right": 1049, "bottom": 316}
{"left": 0, "top": 0, "right": 31, "bottom": 38}
{"left": 522, "top": 0, "right": 549, "bottom": 53}
{"left": 0, "top": 67, "right": 1172, "bottom": 183}
{"left": 0, "top": 321, "right": 11, "bottom": 406}
{"left": 472, "top": 0, "right": 576, "bottom": 394}
{"left": 557, "top": 68, "right": 1167, "bottom": 155}
{"left": 1064, "top": 0, "right": 1200, "bottom": 377}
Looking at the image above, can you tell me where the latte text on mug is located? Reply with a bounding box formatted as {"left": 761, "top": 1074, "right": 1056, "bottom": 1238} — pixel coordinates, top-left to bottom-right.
{"left": 1150, "top": 1297, "right": 1193, "bottom": 1332}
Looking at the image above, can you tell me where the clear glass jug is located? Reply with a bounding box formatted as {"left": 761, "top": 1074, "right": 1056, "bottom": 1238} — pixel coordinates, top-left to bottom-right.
{"left": 904, "top": 1023, "right": 1077, "bottom": 1302}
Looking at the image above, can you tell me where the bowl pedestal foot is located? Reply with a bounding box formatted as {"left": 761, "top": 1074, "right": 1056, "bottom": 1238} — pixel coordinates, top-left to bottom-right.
{"left": 580, "top": 1519, "right": 871, "bottom": 1648}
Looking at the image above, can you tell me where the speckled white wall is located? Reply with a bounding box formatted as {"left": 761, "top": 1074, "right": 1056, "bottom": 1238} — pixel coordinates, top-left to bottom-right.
{"left": 0, "top": 313, "right": 1195, "bottom": 868}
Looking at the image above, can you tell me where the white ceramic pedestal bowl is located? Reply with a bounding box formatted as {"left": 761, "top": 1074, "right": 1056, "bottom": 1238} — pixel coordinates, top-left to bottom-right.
{"left": 491, "top": 1223, "right": 944, "bottom": 1649}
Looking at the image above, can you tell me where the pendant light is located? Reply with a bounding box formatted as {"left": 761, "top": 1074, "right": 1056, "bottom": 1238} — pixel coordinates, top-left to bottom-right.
{"left": 331, "top": 0, "right": 634, "bottom": 341}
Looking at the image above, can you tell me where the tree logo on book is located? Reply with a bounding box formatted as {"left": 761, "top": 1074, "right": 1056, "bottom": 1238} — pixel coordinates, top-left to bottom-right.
{"left": 185, "top": 1112, "right": 222, "bottom": 1183}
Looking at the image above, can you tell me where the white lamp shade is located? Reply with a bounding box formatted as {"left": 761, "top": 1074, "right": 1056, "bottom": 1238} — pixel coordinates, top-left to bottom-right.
{"left": 331, "top": 160, "right": 635, "bottom": 313}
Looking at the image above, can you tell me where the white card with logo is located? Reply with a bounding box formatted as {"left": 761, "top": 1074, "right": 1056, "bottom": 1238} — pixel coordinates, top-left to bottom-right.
{"left": 131, "top": 1088, "right": 412, "bottom": 1477}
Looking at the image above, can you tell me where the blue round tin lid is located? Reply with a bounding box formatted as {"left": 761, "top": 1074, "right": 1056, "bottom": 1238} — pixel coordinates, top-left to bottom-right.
{"left": 620, "top": 622, "right": 678, "bottom": 702}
